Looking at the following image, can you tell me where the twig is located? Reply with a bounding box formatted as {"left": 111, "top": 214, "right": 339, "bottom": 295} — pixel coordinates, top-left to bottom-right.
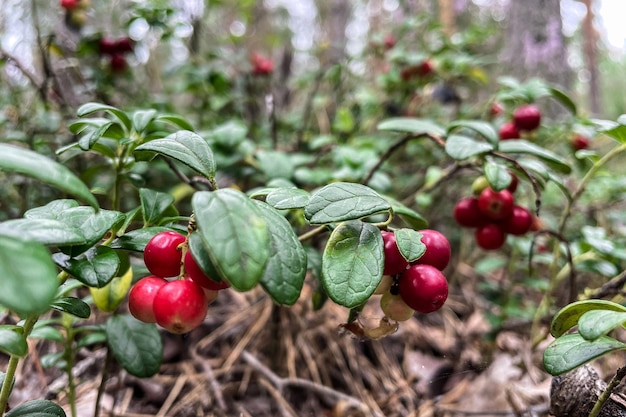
{"left": 589, "top": 365, "right": 626, "bottom": 417}
{"left": 241, "top": 350, "right": 381, "bottom": 416}
{"left": 190, "top": 349, "right": 227, "bottom": 410}
{"left": 588, "top": 270, "right": 626, "bottom": 299}
{"left": 491, "top": 151, "right": 543, "bottom": 217}
{"left": 162, "top": 157, "right": 216, "bottom": 190}
{"left": 295, "top": 69, "right": 326, "bottom": 149}
{"left": 529, "top": 229, "right": 576, "bottom": 303}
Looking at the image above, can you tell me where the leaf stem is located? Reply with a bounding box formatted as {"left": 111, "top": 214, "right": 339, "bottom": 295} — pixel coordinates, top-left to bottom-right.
{"left": 0, "top": 315, "right": 39, "bottom": 416}
{"left": 298, "top": 225, "right": 327, "bottom": 242}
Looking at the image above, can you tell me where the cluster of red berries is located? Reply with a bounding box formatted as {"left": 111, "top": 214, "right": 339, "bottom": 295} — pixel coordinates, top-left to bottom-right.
{"left": 376, "top": 229, "right": 450, "bottom": 321}
{"left": 453, "top": 177, "right": 534, "bottom": 250}
{"left": 498, "top": 104, "right": 542, "bottom": 140}
{"left": 99, "top": 37, "right": 134, "bottom": 73}
{"left": 250, "top": 53, "right": 274, "bottom": 76}
{"left": 128, "top": 231, "right": 229, "bottom": 334}
{"left": 400, "top": 60, "right": 435, "bottom": 81}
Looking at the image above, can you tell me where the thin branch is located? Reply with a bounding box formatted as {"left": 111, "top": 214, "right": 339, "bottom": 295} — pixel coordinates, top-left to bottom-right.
{"left": 529, "top": 229, "right": 576, "bottom": 303}
{"left": 295, "top": 69, "right": 326, "bottom": 149}
{"left": 163, "top": 157, "right": 216, "bottom": 191}
{"left": 588, "top": 270, "right": 626, "bottom": 299}
{"left": 589, "top": 365, "right": 626, "bottom": 417}
{"left": 491, "top": 151, "right": 543, "bottom": 217}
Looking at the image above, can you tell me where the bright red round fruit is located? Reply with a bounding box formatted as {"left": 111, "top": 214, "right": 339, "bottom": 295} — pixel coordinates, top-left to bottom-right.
{"left": 153, "top": 279, "right": 208, "bottom": 334}
{"left": 499, "top": 121, "right": 520, "bottom": 140}
{"left": 60, "top": 0, "right": 79, "bottom": 10}
{"left": 413, "top": 229, "right": 451, "bottom": 271}
{"left": 453, "top": 197, "right": 488, "bottom": 228}
{"left": 502, "top": 205, "right": 533, "bottom": 236}
{"left": 144, "top": 231, "right": 186, "bottom": 278}
{"left": 507, "top": 173, "right": 519, "bottom": 193}
{"left": 513, "top": 104, "right": 541, "bottom": 131}
{"left": 478, "top": 188, "right": 514, "bottom": 221}
{"left": 398, "top": 264, "right": 448, "bottom": 314}
{"left": 475, "top": 223, "right": 507, "bottom": 250}
{"left": 381, "top": 231, "right": 409, "bottom": 276}
{"left": 184, "top": 250, "right": 229, "bottom": 290}
{"left": 99, "top": 38, "right": 116, "bottom": 55}
{"left": 128, "top": 276, "right": 168, "bottom": 323}
{"left": 571, "top": 134, "right": 590, "bottom": 151}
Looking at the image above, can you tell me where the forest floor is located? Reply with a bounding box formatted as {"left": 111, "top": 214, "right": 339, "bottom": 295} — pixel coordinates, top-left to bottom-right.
{"left": 6, "top": 260, "right": 625, "bottom": 417}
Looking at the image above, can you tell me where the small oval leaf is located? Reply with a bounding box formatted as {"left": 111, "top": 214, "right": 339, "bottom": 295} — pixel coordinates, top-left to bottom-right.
{"left": 322, "top": 221, "right": 383, "bottom": 308}
{"left": 448, "top": 120, "right": 499, "bottom": 146}
{"left": 5, "top": 399, "right": 67, "bottom": 417}
{"left": 394, "top": 229, "right": 425, "bottom": 262}
{"left": 54, "top": 246, "right": 120, "bottom": 288}
{"left": 304, "top": 182, "right": 391, "bottom": 225}
{"left": 445, "top": 135, "right": 494, "bottom": 160}
{"left": 578, "top": 310, "right": 626, "bottom": 341}
{"left": 484, "top": 161, "right": 512, "bottom": 191}
{"left": 550, "top": 299, "right": 626, "bottom": 337}
{"left": 543, "top": 333, "right": 626, "bottom": 376}
{"left": 498, "top": 139, "right": 571, "bottom": 174}
{"left": 77, "top": 102, "right": 131, "bottom": 131}
{"left": 110, "top": 226, "right": 172, "bottom": 252}
{"left": 266, "top": 188, "right": 310, "bottom": 210}
{"left": 377, "top": 117, "right": 446, "bottom": 136}
{"left": 51, "top": 297, "right": 91, "bottom": 319}
{"left": 106, "top": 315, "right": 162, "bottom": 378}
{"left": 0, "top": 328, "right": 28, "bottom": 357}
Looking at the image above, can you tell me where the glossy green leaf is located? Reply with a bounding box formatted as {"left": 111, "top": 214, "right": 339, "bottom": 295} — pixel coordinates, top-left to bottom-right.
{"left": 110, "top": 226, "right": 172, "bottom": 252}
{"left": 192, "top": 189, "right": 270, "bottom": 291}
{"left": 78, "top": 121, "right": 114, "bottom": 150}
{"left": 132, "top": 109, "right": 157, "bottom": 133}
{"left": 187, "top": 232, "right": 222, "bottom": 282}
{"left": 549, "top": 299, "right": 626, "bottom": 337}
{"left": 0, "top": 235, "right": 59, "bottom": 316}
{"left": 549, "top": 87, "right": 577, "bottom": 115}
{"left": 29, "top": 325, "right": 64, "bottom": 342}
{"left": 77, "top": 102, "right": 131, "bottom": 132}
{"left": 257, "top": 150, "right": 294, "bottom": 180}
{"left": 322, "top": 221, "right": 383, "bottom": 308}
{"left": 445, "top": 135, "right": 494, "bottom": 160}
{"left": 484, "top": 161, "right": 512, "bottom": 191}
{"left": 207, "top": 120, "right": 248, "bottom": 148}
{"left": 448, "top": 120, "right": 499, "bottom": 146}
{"left": 384, "top": 195, "right": 429, "bottom": 229}
{"left": 139, "top": 188, "right": 176, "bottom": 226}
{"left": 134, "top": 130, "right": 216, "bottom": 179}
{"left": 304, "top": 182, "right": 391, "bottom": 225}
{"left": 106, "top": 315, "right": 162, "bottom": 378}
{"left": 0, "top": 143, "right": 98, "bottom": 208}
{"left": 50, "top": 297, "right": 91, "bottom": 319}
{"left": 0, "top": 328, "right": 27, "bottom": 357}
{"left": 266, "top": 188, "right": 310, "bottom": 210}
{"left": 254, "top": 201, "right": 307, "bottom": 305}
{"left": 25, "top": 199, "right": 80, "bottom": 218}
{"left": 54, "top": 246, "right": 120, "bottom": 288}
{"left": 5, "top": 399, "right": 67, "bottom": 417}
{"left": 68, "top": 117, "right": 111, "bottom": 135}
{"left": 543, "top": 333, "right": 626, "bottom": 376}
{"left": 0, "top": 219, "right": 85, "bottom": 246}
{"left": 498, "top": 140, "right": 571, "bottom": 174}
{"left": 377, "top": 117, "right": 446, "bottom": 136}
{"left": 59, "top": 207, "right": 125, "bottom": 255}
{"left": 395, "top": 229, "right": 425, "bottom": 262}
{"left": 155, "top": 114, "right": 194, "bottom": 131}
{"left": 578, "top": 310, "right": 626, "bottom": 341}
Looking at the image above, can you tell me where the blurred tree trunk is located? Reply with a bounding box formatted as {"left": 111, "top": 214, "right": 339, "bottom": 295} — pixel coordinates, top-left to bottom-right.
{"left": 438, "top": 0, "right": 456, "bottom": 37}
{"left": 501, "top": 0, "right": 572, "bottom": 114}
{"left": 316, "top": 0, "right": 351, "bottom": 65}
{"left": 581, "top": 0, "right": 601, "bottom": 115}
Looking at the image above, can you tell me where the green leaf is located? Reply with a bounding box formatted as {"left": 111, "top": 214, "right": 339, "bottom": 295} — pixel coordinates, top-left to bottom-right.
{"left": 445, "top": 135, "right": 494, "bottom": 160}
{"left": 192, "top": 189, "right": 270, "bottom": 292}
{"left": 134, "top": 130, "right": 216, "bottom": 180}
{"left": 5, "top": 399, "right": 67, "bottom": 417}
{"left": 0, "top": 143, "right": 98, "bottom": 209}
{"left": 549, "top": 299, "right": 626, "bottom": 337}
{"left": 383, "top": 195, "right": 428, "bottom": 229}
{"left": 54, "top": 246, "right": 120, "bottom": 288}
{"left": 59, "top": 208, "right": 126, "bottom": 255}
{"left": 253, "top": 201, "right": 307, "bottom": 305}
{"left": 395, "top": 229, "right": 425, "bottom": 262}
{"left": 132, "top": 109, "right": 157, "bottom": 133}
{"left": 78, "top": 121, "right": 114, "bottom": 150}
{"left": 549, "top": 87, "right": 577, "bottom": 115}
{"left": 29, "top": 325, "right": 64, "bottom": 342}
{"left": 448, "top": 120, "right": 499, "bottom": 146}
{"left": 155, "top": 114, "right": 194, "bottom": 131}
{"left": 50, "top": 297, "right": 91, "bottom": 319}
{"left": 0, "top": 328, "right": 27, "bottom": 357}
{"left": 578, "top": 310, "right": 626, "bottom": 341}
{"left": 0, "top": 235, "right": 59, "bottom": 316}
{"left": 0, "top": 219, "right": 85, "bottom": 246}
{"left": 110, "top": 226, "right": 172, "bottom": 252}
{"left": 207, "top": 120, "right": 248, "bottom": 148}
{"left": 484, "top": 161, "right": 512, "bottom": 191}
{"left": 265, "top": 188, "right": 310, "bottom": 210}
{"left": 106, "top": 315, "right": 162, "bottom": 378}
{"left": 321, "top": 221, "right": 383, "bottom": 308}
{"left": 25, "top": 199, "right": 79, "bottom": 217}
{"left": 139, "top": 188, "right": 176, "bottom": 226}
{"left": 497, "top": 140, "right": 571, "bottom": 174}
{"left": 543, "top": 333, "right": 626, "bottom": 376}
{"left": 377, "top": 117, "right": 446, "bottom": 136}
{"left": 187, "top": 233, "right": 222, "bottom": 282}
{"left": 77, "top": 102, "right": 131, "bottom": 132}
{"left": 257, "top": 150, "right": 294, "bottom": 180}
{"left": 304, "top": 182, "right": 391, "bottom": 225}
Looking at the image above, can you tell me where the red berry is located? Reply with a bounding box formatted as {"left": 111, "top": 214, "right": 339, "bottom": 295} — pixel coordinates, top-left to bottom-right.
{"left": 398, "top": 264, "right": 448, "bottom": 314}
{"left": 60, "top": 0, "right": 79, "bottom": 10}
{"left": 501, "top": 205, "right": 533, "bottom": 236}
{"left": 128, "top": 276, "right": 168, "bottom": 323}
{"left": 475, "top": 223, "right": 507, "bottom": 250}
{"left": 571, "top": 134, "right": 590, "bottom": 151}
{"left": 153, "top": 279, "right": 208, "bottom": 334}
{"left": 490, "top": 102, "right": 504, "bottom": 117}
{"left": 99, "top": 38, "right": 117, "bottom": 55}
{"left": 109, "top": 54, "right": 127, "bottom": 73}
{"left": 453, "top": 197, "right": 489, "bottom": 228}
{"left": 144, "top": 231, "right": 186, "bottom": 278}
{"left": 184, "top": 250, "right": 230, "bottom": 291}
{"left": 416, "top": 60, "right": 434, "bottom": 77}
{"left": 114, "top": 37, "right": 134, "bottom": 54}
{"left": 507, "top": 173, "right": 519, "bottom": 193}
{"left": 381, "top": 231, "right": 409, "bottom": 276}
{"left": 413, "top": 229, "right": 451, "bottom": 271}
{"left": 513, "top": 104, "right": 541, "bottom": 131}
{"left": 383, "top": 34, "right": 396, "bottom": 50}
{"left": 251, "top": 53, "right": 274, "bottom": 76}
{"left": 478, "top": 188, "right": 514, "bottom": 221}
{"left": 499, "top": 121, "right": 520, "bottom": 140}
